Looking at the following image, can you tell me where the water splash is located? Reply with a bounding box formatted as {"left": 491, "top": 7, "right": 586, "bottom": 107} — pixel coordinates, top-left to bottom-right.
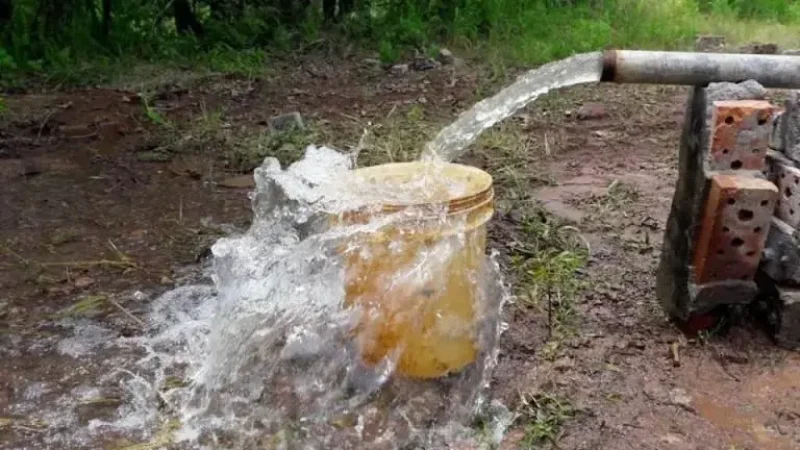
{"left": 85, "top": 146, "right": 512, "bottom": 449}
{"left": 423, "top": 52, "right": 603, "bottom": 161}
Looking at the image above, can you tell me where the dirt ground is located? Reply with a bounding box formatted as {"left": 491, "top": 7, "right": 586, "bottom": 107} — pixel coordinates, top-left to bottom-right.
{"left": 1, "top": 54, "right": 800, "bottom": 450}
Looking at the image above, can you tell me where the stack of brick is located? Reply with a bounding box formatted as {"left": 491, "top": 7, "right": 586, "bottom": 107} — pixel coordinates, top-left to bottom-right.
{"left": 756, "top": 93, "right": 800, "bottom": 347}
{"left": 656, "top": 82, "right": 781, "bottom": 334}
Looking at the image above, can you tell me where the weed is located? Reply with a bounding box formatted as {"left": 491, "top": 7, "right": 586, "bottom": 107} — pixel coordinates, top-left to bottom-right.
{"left": 357, "top": 105, "right": 438, "bottom": 166}
{"left": 225, "top": 125, "right": 321, "bottom": 171}
{"left": 59, "top": 295, "right": 110, "bottom": 318}
{"left": 595, "top": 180, "right": 640, "bottom": 212}
{"left": 517, "top": 392, "right": 576, "bottom": 449}
{"left": 141, "top": 95, "right": 173, "bottom": 129}
{"left": 505, "top": 210, "right": 589, "bottom": 355}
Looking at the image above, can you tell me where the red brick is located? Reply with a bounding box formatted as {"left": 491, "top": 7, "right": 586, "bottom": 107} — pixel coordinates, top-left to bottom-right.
{"left": 709, "top": 100, "right": 776, "bottom": 172}
{"left": 775, "top": 162, "right": 800, "bottom": 228}
{"left": 693, "top": 174, "right": 777, "bottom": 284}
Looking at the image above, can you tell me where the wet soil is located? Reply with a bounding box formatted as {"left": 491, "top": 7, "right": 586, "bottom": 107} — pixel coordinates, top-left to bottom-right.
{"left": 1, "top": 55, "right": 799, "bottom": 450}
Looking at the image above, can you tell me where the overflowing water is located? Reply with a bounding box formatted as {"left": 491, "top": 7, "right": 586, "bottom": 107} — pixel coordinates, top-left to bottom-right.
{"left": 7, "top": 53, "right": 609, "bottom": 449}
{"left": 48, "top": 146, "right": 511, "bottom": 449}
{"left": 424, "top": 52, "right": 603, "bottom": 161}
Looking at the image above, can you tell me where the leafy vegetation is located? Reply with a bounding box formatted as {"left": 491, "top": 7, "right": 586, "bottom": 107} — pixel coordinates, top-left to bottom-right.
{"left": 1, "top": 0, "right": 800, "bottom": 86}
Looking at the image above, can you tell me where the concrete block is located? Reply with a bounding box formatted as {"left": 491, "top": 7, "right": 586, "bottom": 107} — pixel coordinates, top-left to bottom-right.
{"left": 708, "top": 100, "right": 776, "bottom": 172}
{"left": 687, "top": 279, "right": 758, "bottom": 316}
{"left": 761, "top": 217, "right": 800, "bottom": 285}
{"left": 775, "top": 161, "right": 800, "bottom": 227}
{"left": 693, "top": 174, "right": 777, "bottom": 284}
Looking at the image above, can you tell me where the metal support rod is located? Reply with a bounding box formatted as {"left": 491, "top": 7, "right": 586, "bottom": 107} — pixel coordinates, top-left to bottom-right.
{"left": 601, "top": 50, "right": 800, "bottom": 88}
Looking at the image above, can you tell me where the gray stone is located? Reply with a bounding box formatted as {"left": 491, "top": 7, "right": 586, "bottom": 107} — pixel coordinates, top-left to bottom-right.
{"left": 391, "top": 63, "right": 409, "bottom": 75}
{"left": 741, "top": 42, "right": 780, "bottom": 54}
{"left": 269, "top": 112, "right": 305, "bottom": 132}
{"left": 776, "top": 92, "right": 800, "bottom": 161}
{"left": 410, "top": 57, "right": 439, "bottom": 71}
{"left": 755, "top": 283, "right": 800, "bottom": 349}
{"left": 576, "top": 103, "right": 607, "bottom": 121}
{"left": 775, "top": 286, "right": 800, "bottom": 348}
{"left": 782, "top": 49, "right": 800, "bottom": 56}
{"left": 770, "top": 114, "right": 785, "bottom": 152}
{"left": 695, "top": 35, "right": 725, "bottom": 52}
{"left": 657, "top": 81, "right": 768, "bottom": 320}
{"left": 687, "top": 279, "right": 758, "bottom": 316}
{"left": 705, "top": 80, "right": 767, "bottom": 104}
{"left": 657, "top": 87, "right": 709, "bottom": 320}
{"left": 761, "top": 217, "right": 800, "bottom": 285}
{"left": 437, "top": 48, "right": 455, "bottom": 65}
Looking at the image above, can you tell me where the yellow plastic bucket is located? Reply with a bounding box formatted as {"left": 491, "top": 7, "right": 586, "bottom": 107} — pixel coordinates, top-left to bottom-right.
{"left": 336, "top": 162, "right": 494, "bottom": 379}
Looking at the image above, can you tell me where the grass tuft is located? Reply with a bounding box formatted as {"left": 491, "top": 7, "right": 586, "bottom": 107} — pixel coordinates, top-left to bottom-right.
{"left": 511, "top": 212, "right": 588, "bottom": 334}
{"left": 517, "top": 392, "right": 577, "bottom": 449}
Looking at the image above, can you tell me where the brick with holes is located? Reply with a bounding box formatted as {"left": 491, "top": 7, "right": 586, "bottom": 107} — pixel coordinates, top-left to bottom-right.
{"left": 708, "top": 100, "right": 776, "bottom": 172}
{"left": 693, "top": 174, "right": 778, "bottom": 284}
{"left": 775, "top": 161, "right": 800, "bottom": 228}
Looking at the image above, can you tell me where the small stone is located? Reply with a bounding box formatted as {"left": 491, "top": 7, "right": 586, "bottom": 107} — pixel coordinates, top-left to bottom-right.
{"left": 74, "top": 277, "right": 95, "bottom": 289}
{"left": 695, "top": 35, "right": 725, "bottom": 52}
{"left": 268, "top": 112, "right": 304, "bottom": 132}
{"left": 669, "top": 388, "right": 694, "bottom": 411}
{"left": 742, "top": 42, "right": 780, "bottom": 54}
{"left": 391, "top": 64, "right": 409, "bottom": 75}
{"left": 437, "top": 48, "right": 455, "bottom": 65}
{"left": 160, "top": 276, "right": 173, "bottom": 285}
{"left": 576, "top": 103, "right": 607, "bottom": 121}
{"left": 661, "top": 434, "right": 684, "bottom": 445}
{"left": 218, "top": 175, "right": 255, "bottom": 189}
{"left": 410, "top": 57, "right": 439, "bottom": 71}
{"left": 782, "top": 49, "right": 800, "bottom": 56}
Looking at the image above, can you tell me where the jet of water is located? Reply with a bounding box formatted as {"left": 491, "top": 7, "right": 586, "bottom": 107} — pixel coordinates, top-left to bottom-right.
{"left": 423, "top": 52, "right": 603, "bottom": 161}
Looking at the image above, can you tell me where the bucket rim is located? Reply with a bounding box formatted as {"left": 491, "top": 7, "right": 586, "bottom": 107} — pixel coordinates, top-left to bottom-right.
{"left": 347, "top": 161, "right": 493, "bottom": 213}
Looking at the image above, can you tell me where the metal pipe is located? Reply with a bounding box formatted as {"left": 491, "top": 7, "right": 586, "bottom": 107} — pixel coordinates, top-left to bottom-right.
{"left": 601, "top": 50, "right": 800, "bottom": 88}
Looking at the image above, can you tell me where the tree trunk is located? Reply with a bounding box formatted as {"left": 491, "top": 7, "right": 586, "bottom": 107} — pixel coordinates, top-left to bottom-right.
{"left": 102, "top": 0, "right": 111, "bottom": 40}
{"left": 323, "top": 0, "right": 334, "bottom": 22}
{"left": 0, "top": 0, "right": 12, "bottom": 28}
{"left": 174, "top": 0, "right": 204, "bottom": 36}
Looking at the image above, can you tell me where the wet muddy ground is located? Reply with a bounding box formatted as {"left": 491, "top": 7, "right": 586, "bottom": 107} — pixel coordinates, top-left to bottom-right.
{"left": 1, "top": 55, "right": 799, "bottom": 449}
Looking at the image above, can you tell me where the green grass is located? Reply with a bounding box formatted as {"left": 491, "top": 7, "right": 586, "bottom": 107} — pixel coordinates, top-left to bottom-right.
{"left": 517, "top": 392, "right": 577, "bottom": 449}
{"left": 3, "top": 0, "right": 800, "bottom": 88}
{"left": 509, "top": 211, "right": 589, "bottom": 354}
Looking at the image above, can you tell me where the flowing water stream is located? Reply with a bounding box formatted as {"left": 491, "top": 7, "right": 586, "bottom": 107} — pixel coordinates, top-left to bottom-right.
{"left": 424, "top": 51, "right": 603, "bottom": 161}
{"left": 14, "top": 52, "right": 605, "bottom": 449}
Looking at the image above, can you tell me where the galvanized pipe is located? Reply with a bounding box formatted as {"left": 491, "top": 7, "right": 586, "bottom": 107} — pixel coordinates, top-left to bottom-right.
{"left": 601, "top": 50, "right": 800, "bottom": 88}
